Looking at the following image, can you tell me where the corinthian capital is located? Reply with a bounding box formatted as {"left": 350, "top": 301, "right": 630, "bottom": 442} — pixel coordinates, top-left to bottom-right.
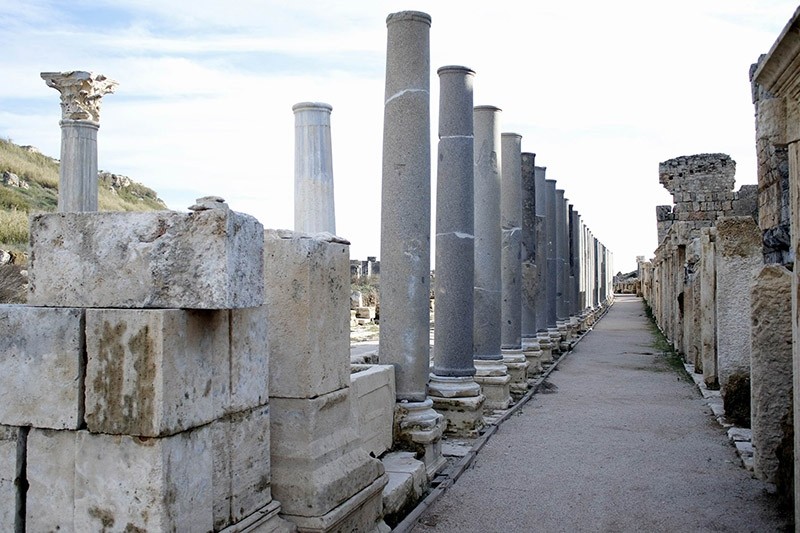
{"left": 41, "top": 71, "right": 118, "bottom": 123}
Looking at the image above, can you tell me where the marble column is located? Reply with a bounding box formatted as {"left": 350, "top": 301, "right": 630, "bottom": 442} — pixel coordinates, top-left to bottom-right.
{"left": 473, "top": 106, "right": 512, "bottom": 410}
{"left": 293, "top": 102, "right": 336, "bottom": 234}
{"left": 380, "top": 10, "right": 444, "bottom": 476}
{"left": 520, "top": 152, "right": 543, "bottom": 375}
{"left": 534, "top": 167, "right": 553, "bottom": 362}
{"left": 500, "top": 132, "right": 529, "bottom": 398}
{"left": 429, "top": 66, "right": 485, "bottom": 436}
{"left": 545, "top": 179, "right": 561, "bottom": 351}
{"left": 41, "top": 71, "right": 117, "bottom": 212}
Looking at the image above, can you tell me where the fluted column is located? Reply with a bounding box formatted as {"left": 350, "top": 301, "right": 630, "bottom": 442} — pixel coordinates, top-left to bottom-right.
{"left": 41, "top": 71, "right": 117, "bottom": 212}
{"left": 472, "top": 106, "right": 511, "bottom": 410}
{"left": 380, "top": 10, "right": 444, "bottom": 477}
{"left": 500, "top": 133, "right": 528, "bottom": 398}
{"left": 293, "top": 102, "right": 335, "bottom": 234}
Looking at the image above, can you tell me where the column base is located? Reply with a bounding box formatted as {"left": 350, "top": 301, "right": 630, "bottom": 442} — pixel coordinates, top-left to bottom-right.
{"left": 502, "top": 348, "right": 529, "bottom": 399}
{"left": 522, "top": 336, "right": 543, "bottom": 377}
{"left": 473, "top": 359, "right": 512, "bottom": 410}
{"left": 556, "top": 320, "right": 568, "bottom": 341}
{"left": 548, "top": 328, "right": 562, "bottom": 354}
{"left": 394, "top": 399, "right": 446, "bottom": 479}
{"left": 428, "top": 374, "right": 485, "bottom": 438}
{"left": 537, "top": 331, "right": 554, "bottom": 363}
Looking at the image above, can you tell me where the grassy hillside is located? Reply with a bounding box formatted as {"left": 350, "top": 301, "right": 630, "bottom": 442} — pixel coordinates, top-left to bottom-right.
{"left": 0, "top": 137, "right": 167, "bottom": 252}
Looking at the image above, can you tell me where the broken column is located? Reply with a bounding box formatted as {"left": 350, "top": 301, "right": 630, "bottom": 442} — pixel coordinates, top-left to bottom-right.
{"left": 500, "top": 132, "right": 529, "bottom": 399}
{"left": 715, "top": 216, "right": 761, "bottom": 425}
{"left": 265, "top": 230, "right": 387, "bottom": 532}
{"left": 472, "top": 105, "right": 512, "bottom": 410}
{"left": 429, "top": 65, "right": 485, "bottom": 436}
{"left": 521, "top": 152, "right": 543, "bottom": 375}
{"left": 379, "top": 10, "right": 444, "bottom": 476}
{"left": 41, "top": 71, "right": 117, "bottom": 212}
{"left": 750, "top": 265, "right": 792, "bottom": 483}
{"left": 293, "top": 102, "right": 336, "bottom": 234}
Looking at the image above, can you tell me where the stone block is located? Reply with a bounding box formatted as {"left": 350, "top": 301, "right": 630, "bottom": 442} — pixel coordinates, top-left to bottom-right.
{"left": 27, "top": 426, "right": 215, "bottom": 531}
{"left": 28, "top": 210, "right": 264, "bottom": 309}
{"left": 265, "top": 230, "right": 351, "bottom": 399}
{"left": 85, "top": 308, "right": 226, "bottom": 437}
{"left": 350, "top": 364, "right": 396, "bottom": 457}
{"left": 0, "top": 305, "right": 84, "bottom": 429}
{"left": 270, "top": 387, "right": 384, "bottom": 517}
{"left": 228, "top": 306, "right": 270, "bottom": 414}
{"left": 355, "top": 306, "right": 376, "bottom": 319}
{"left": 212, "top": 405, "right": 273, "bottom": 530}
{"left": 0, "top": 426, "right": 24, "bottom": 529}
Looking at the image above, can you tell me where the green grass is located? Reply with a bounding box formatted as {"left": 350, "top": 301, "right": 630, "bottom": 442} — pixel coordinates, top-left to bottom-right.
{"left": 643, "top": 302, "right": 691, "bottom": 380}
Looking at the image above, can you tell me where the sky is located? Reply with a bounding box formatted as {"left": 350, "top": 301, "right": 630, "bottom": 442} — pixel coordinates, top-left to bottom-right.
{"left": 1, "top": 1, "right": 798, "bottom": 274}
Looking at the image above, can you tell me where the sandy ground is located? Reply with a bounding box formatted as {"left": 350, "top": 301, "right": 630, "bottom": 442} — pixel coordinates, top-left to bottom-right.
{"left": 409, "top": 295, "right": 788, "bottom": 533}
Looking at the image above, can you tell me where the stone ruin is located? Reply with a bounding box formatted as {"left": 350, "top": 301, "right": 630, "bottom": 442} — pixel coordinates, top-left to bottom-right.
{"left": 642, "top": 8, "right": 800, "bottom": 516}
{"left": 0, "top": 10, "right": 617, "bottom": 532}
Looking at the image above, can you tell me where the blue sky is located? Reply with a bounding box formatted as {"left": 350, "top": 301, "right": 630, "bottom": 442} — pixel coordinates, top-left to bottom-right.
{"left": 1, "top": 1, "right": 798, "bottom": 272}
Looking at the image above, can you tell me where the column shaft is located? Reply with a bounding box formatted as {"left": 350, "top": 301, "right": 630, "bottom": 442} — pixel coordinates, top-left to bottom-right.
{"left": 293, "top": 102, "right": 335, "bottom": 234}
{"left": 500, "top": 133, "right": 523, "bottom": 350}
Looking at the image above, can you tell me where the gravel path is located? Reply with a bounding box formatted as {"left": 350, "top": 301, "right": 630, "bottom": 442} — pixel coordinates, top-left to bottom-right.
{"left": 409, "top": 295, "right": 787, "bottom": 532}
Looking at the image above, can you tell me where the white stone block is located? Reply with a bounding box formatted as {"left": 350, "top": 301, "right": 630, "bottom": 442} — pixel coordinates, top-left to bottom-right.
{"left": 85, "top": 308, "right": 226, "bottom": 436}
{"left": 270, "top": 387, "right": 384, "bottom": 517}
{"left": 0, "top": 426, "right": 23, "bottom": 529}
{"left": 0, "top": 305, "right": 84, "bottom": 429}
{"left": 26, "top": 428, "right": 78, "bottom": 531}
{"left": 265, "top": 230, "right": 351, "bottom": 399}
{"left": 213, "top": 405, "right": 273, "bottom": 530}
{"left": 350, "top": 364, "right": 396, "bottom": 457}
{"left": 228, "top": 306, "right": 270, "bottom": 413}
{"left": 28, "top": 210, "right": 264, "bottom": 309}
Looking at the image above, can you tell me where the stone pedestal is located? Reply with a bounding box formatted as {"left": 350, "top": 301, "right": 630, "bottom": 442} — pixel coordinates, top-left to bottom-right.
{"left": 41, "top": 71, "right": 116, "bottom": 212}
{"left": 394, "top": 400, "right": 447, "bottom": 478}
{"left": 293, "top": 102, "right": 336, "bottom": 234}
{"left": 522, "top": 336, "right": 543, "bottom": 377}
{"left": 265, "top": 231, "right": 387, "bottom": 532}
{"left": 472, "top": 105, "right": 512, "bottom": 410}
{"left": 502, "top": 348, "right": 529, "bottom": 399}
{"left": 537, "top": 330, "right": 554, "bottom": 363}
{"left": 429, "top": 65, "right": 484, "bottom": 436}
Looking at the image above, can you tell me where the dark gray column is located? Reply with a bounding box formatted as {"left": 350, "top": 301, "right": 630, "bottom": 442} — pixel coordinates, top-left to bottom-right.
{"left": 293, "top": 102, "right": 335, "bottom": 234}
{"left": 534, "top": 167, "right": 553, "bottom": 361}
{"left": 472, "top": 106, "right": 511, "bottom": 410}
{"left": 545, "top": 180, "right": 561, "bottom": 351}
{"left": 429, "top": 66, "right": 484, "bottom": 437}
{"left": 520, "top": 152, "right": 542, "bottom": 375}
{"left": 380, "top": 10, "right": 444, "bottom": 476}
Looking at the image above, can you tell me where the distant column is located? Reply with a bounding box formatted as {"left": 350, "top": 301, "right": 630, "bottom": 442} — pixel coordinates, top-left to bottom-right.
{"left": 545, "top": 180, "right": 561, "bottom": 351}
{"left": 534, "top": 167, "right": 553, "bottom": 361}
{"left": 500, "top": 132, "right": 528, "bottom": 398}
{"left": 41, "top": 71, "right": 117, "bottom": 212}
{"left": 379, "top": 10, "right": 444, "bottom": 477}
{"left": 520, "top": 152, "right": 542, "bottom": 375}
{"left": 293, "top": 102, "right": 335, "bottom": 234}
{"left": 429, "top": 66, "right": 484, "bottom": 437}
{"left": 555, "top": 189, "right": 569, "bottom": 349}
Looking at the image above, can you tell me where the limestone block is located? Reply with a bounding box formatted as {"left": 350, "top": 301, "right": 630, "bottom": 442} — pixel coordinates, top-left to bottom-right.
{"left": 28, "top": 426, "right": 214, "bottom": 531}
{"left": 0, "top": 305, "right": 84, "bottom": 429}
{"left": 350, "top": 364, "right": 396, "bottom": 457}
{"left": 85, "top": 308, "right": 226, "bottom": 436}
{"left": 265, "top": 230, "right": 350, "bottom": 399}
{"left": 270, "top": 387, "right": 384, "bottom": 517}
{"left": 212, "top": 405, "right": 273, "bottom": 530}
{"left": 28, "top": 210, "right": 264, "bottom": 309}
{"left": 750, "top": 265, "right": 792, "bottom": 483}
{"left": 0, "top": 426, "right": 23, "bottom": 529}
{"left": 228, "top": 306, "right": 270, "bottom": 414}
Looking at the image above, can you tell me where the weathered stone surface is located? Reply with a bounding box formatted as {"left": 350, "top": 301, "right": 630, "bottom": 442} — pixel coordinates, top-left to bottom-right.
{"left": 264, "top": 230, "right": 350, "bottom": 399}
{"left": 28, "top": 210, "right": 264, "bottom": 309}
{"left": 212, "top": 405, "right": 273, "bottom": 530}
{"left": 699, "top": 228, "right": 718, "bottom": 388}
{"left": 228, "top": 306, "right": 270, "bottom": 414}
{"left": 382, "top": 451, "right": 427, "bottom": 522}
{"left": 85, "top": 308, "right": 226, "bottom": 436}
{"left": 270, "top": 387, "right": 384, "bottom": 517}
{"left": 351, "top": 364, "right": 395, "bottom": 458}
{"left": 0, "top": 425, "right": 23, "bottom": 529}
{"left": 28, "top": 426, "right": 214, "bottom": 531}
{"left": 0, "top": 305, "right": 84, "bottom": 429}
{"left": 501, "top": 133, "right": 523, "bottom": 350}
{"left": 293, "top": 102, "right": 336, "bottom": 235}
{"left": 750, "top": 265, "right": 792, "bottom": 483}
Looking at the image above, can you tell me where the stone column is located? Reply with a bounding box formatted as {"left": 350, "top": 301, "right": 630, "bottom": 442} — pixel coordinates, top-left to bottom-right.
{"left": 568, "top": 206, "right": 580, "bottom": 339}
{"left": 699, "top": 227, "right": 718, "bottom": 389}
{"left": 41, "top": 71, "right": 117, "bottom": 212}
{"left": 534, "top": 166, "right": 553, "bottom": 362}
{"left": 293, "top": 102, "right": 336, "bottom": 234}
{"left": 521, "top": 153, "right": 543, "bottom": 375}
{"left": 750, "top": 265, "right": 792, "bottom": 484}
{"left": 500, "top": 132, "right": 529, "bottom": 398}
{"left": 379, "top": 10, "right": 444, "bottom": 476}
{"left": 555, "top": 189, "right": 570, "bottom": 349}
{"left": 429, "top": 66, "right": 485, "bottom": 436}
{"left": 715, "top": 217, "right": 761, "bottom": 425}
{"left": 473, "top": 106, "right": 512, "bottom": 410}
{"left": 545, "top": 180, "right": 561, "bottom": 351}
